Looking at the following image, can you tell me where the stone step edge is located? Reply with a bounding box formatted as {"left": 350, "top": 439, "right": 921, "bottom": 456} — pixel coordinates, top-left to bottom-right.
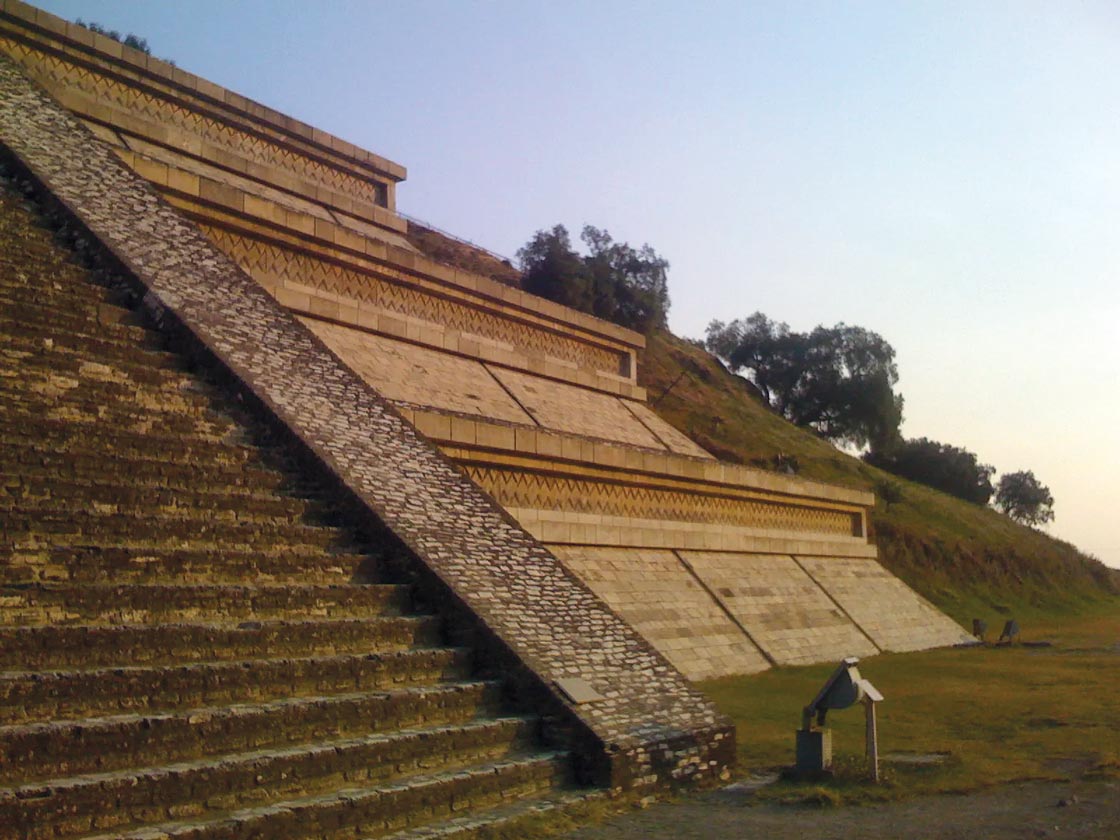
{"left": 0, "top": 613, "right": 437, "bottom": 644}
{"left": 0, "top": 679, "right": 502, "bottom": 745}
{"left": 0, "top": 329, "right": 184, "bottom": 369}
{"left": 0, "top": 360, "right": 220, "bottom": 402}
{"left": 0, "top": 304, "right": 154, "bottom": 345}
{"left": 0, "top": 507, "right": 349, "bottom": 539}
{"left": 0, "top": 583, "right": 409, "bottom": 627}
{"left": 0, "top": 419, "right": 260, "bottom": 457}
{"left": 0, "top": 580, "right": 406, "bottom": 602}
{"left": 1, "top": 715, "right": 538, "bottom": 801}
{"left": 78, "top": 752, "right": 571, "bottom": 840}
{"left": 3, "top": 445, "right": 282, "bottom": 481}
{"left": 0, "top": 645, "right": 460, "bottom": 689}
{"left": 0, "top": 544, "right": 374, "bottom": 570}
{"left": 0, "top": 483, "right": 312, "bottom": 519}
{"left": 0, "top": 470, "right": 297, "bottom": 504}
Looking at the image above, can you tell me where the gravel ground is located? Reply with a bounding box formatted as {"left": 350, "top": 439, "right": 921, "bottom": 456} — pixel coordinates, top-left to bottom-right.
{"left": 566, "top": 779, "right": 1120, "bottom": 839}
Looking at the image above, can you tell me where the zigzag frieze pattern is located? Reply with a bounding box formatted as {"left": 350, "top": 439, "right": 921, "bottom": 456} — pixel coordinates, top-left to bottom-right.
{"left": 465, "top": 467, "right": 858, "bottom": 536}
{"left": 202, "top": 226, "right": 628, "bottom": 374}
{"left": 2, "top": 38, "right": 383, "bottom": 206}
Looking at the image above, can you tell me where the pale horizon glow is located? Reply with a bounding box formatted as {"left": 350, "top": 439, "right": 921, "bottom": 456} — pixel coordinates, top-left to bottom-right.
{"left": 30, "top": 0, "right": 1120, "bottom": 567}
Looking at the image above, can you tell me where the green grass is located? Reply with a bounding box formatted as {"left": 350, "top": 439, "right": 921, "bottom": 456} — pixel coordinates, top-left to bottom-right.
{"left": 701, "top": 606, "right": 1120, "bottom": 805}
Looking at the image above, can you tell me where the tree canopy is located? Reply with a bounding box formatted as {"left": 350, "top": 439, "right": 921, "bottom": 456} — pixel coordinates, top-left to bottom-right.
{"left": 865, "top": 437, "right": 995, "bottom": 505}
{"left": 705, "top": 313, "right": 903, "bottom": 452}
{"left": 994, "top": 470, "right": 1055, "bottom": 526}
{"left": 517, "top": 225, "right": 670, "bottom": 333}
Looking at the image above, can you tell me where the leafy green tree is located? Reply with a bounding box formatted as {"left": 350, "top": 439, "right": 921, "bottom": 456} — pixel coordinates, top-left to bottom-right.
{"left": 705, "top": 313, "right": 903, "bottom": 452}
{"left": 518, "top": 225, "right": 591, "bottom": 312}
{"left": 517, "top": 225, "right": 670, "bottom": 332}
{"left": 865, "top": 437, "right": 995, "bottom": 505}
{"left": 994, "top": 470, "right": 1055, "bottom": 526}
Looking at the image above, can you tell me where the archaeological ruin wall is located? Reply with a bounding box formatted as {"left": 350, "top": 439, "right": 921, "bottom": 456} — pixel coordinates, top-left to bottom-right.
{"left": 0, "top": 0, "right": 971, "bottom": 688}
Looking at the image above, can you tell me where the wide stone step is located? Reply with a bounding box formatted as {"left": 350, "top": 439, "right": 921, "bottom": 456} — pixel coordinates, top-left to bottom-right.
{"left": 0, "top": 507, "right": 351, "bottom": 552}
{"left": 0, "top": 324, "right": 185, "bottom": 371}
{"left": 0, "top": 646, "right": 470, "bottom": 725}
{"left": 0, "top": 398, "right": 235, "bottom": 442}
{"left": 0, "top": 717, "right": 540, "bottom": 840}
{"left": 79, "top": 752, "right": 567, "bottom": 840}
{"left": 0, "top": 416, "right": 260, "bottom": 469}
{"left": 0, "top": 545, "right": 374, "bottom": 585}
{"left": 0, "top": 221, "right": 94, "bottom": 264}
{"left": 0, "top": 284, "right": 135, "bottom": 324}
{"left": 0, "top": 299, "right": 157, "bottom": 349}
{"left": 0, "top": 681, "right": 505, "bottom": 785}
{"left": 0, "top": 334, "right": 198, "bottom": 391}
{"left": 0, "top": 249, "right": 103, "bottom": 294}
{"left": 0, "top": 256, "right": 118, "bottom": 300}
{"left": 0, "top": 581, "right": 409, "bottom": 627}
{"left": 2, "top": 443, "right": 287, "bottom": 497}
{"left": 0, "top": 289, "right": 125, "bottom": 334}
{"left": 0, "top": 373, "right": 227, "bottom": 430}
{"left": 0, "top": 279, "right": 126, "bottom": 320}
{"left": 0, "top": 614, "right": 441, "bottom": 670}
{"left": 380, "top": 788, "right": 606, "bottom": 840}
{"left": 0, "top": 475, "right": 313, "bottom": 522}
{"left": 0, "top": 350, "right": 213, "bottom": 402}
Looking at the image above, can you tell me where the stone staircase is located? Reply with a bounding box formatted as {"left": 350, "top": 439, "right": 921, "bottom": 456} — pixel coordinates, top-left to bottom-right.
{"left": 0, "top": 181, "right": 596, "bottom": 838}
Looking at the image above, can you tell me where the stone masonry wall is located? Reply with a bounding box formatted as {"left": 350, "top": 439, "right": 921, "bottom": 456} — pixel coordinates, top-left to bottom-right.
{"left": 0, "top": 55, "right": 734, "bottom": 790}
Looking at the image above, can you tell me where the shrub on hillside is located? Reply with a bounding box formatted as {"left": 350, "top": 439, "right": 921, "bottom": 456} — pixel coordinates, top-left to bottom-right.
{"left": 865, "top": 437, "right": 995, "bottom": 505}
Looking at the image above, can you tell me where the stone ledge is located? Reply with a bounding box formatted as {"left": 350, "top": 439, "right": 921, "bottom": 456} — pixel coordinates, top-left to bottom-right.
{"left": 423, "top": 410, "right": 874, "bottom": 507}
{"left": 160, "top": 193, "right": 645, "bottom": 376}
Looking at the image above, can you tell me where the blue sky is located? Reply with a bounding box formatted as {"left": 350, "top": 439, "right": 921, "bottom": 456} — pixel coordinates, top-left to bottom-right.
{"left": 32, "top": 1, "right": 1120, "bottom": 566}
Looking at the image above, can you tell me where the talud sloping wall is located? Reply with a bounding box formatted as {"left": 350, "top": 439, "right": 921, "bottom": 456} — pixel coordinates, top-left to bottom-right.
{"left": 0, "top": 0, "right": 972, "bottom": 685}
{"left": 0, "top": 53, "right": 734, "bottom": 790}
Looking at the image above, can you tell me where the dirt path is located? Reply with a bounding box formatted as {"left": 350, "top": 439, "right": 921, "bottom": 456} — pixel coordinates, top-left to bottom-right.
{"left": 566, "top": 779, "right": 1120, "bottom": 839}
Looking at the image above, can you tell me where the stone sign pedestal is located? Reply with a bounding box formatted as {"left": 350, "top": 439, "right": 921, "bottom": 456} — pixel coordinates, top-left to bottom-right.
{"left": 796, "top": 728, "right": 832, "bottom": 773}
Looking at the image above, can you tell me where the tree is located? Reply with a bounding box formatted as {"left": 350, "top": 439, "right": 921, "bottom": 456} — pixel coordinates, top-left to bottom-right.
{"left": 994, "top": 470, "right": 1055, "bottom": 526}
{"left": 705, "top": 314, "right": 904, "bottom": 452}
{"left": 76, "top": 20, "right": 176, "bottom": 65}
{"left": 517, "top": 225, "right": 670, "bottom": 332}
{"left": 76, "top": 19, "right": 151, "bottom": 54}
{"left": 865, "top": 437, "right": 995, "bottom": 505}
{"left": 518, "top": 225, "right": 591, "bottom": 312}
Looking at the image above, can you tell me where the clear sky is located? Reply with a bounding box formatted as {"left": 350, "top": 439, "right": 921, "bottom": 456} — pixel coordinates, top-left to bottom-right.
{"left": 31, "top": 1, "right": 1120, "bottom": 567}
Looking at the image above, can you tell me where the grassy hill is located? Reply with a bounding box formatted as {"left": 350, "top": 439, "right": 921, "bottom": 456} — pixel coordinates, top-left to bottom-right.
{"left": 641, "top": 330, "right": 1120, "bottom": 626}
